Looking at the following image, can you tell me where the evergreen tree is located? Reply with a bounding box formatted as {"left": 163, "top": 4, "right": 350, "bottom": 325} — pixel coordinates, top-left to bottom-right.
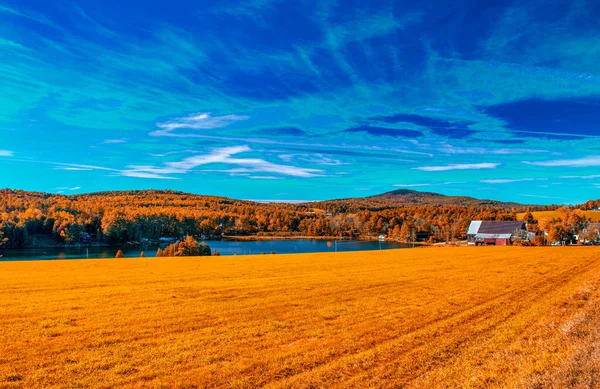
{"left": 199, "top": 242, "right": 212, "bottom": 256}
{"left": 0, "top": 230, "right": 6, "bottom": 258}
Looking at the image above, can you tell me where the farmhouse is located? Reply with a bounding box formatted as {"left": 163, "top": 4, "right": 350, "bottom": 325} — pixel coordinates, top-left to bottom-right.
{"left": 467, "top": 220, "right": 528, "bottom": 246}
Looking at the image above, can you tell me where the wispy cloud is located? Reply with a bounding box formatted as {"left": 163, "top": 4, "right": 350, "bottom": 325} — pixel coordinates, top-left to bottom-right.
{"left": 248, "top": 175, "right": 283, "bottom": 180}
{"left": 519, "top": 194, "right": 565, "bottom": 200}
{"left": 525, "top": 156, "right": 600, "bottom": 167}
{"left": 0, "top": 150, "right": 13, "bottom": 157}
{"left": 53, "top": 162, "right": 175, "bottom": 179}
{"left": 560, "top": 174, "right": 600, "bottom": 179}
{"left": 393, "top": 183, "right": 432, "bottom": 187}
{"left": 102, "top": 139, "right": 127, "bottom": 144}
{"left": 122, "top": 146, "right": 324, "bottom": 178}
{"left": 54, "top": 163, "right": 116, "bottom": 171}
{"left": 118, "top": 171, "right": 178, "bottom": 179}
{"left": 480, "top": 178, "right": 535, "bottom": 184}
{"left": 153, "top": 112, "right": 249, "bottom": 134}
{"left": 414, "top": 163, "right": 499, "bottom": 172}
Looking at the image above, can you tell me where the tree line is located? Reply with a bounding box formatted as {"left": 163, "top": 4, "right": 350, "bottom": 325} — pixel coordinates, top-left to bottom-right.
{"left": 0, "top": 189, "right": 597, "bottom": 248}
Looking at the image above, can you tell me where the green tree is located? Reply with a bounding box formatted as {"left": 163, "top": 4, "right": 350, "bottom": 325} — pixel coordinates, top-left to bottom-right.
{"left": 199, "top": 241, "right": 212, "bottom": 256}
{"left": 522, "top": 209, "right": 537, "bottom": 225}
{"left": 0, "top": 229, "right": 6, "bottom": 258}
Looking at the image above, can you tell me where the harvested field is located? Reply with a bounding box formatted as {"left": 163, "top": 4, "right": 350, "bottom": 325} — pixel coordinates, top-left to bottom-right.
{"left": 517, "top": 210, "right": 600, "bottom": 222}
{"left": 1, "top": 247, "right": 600, "bottom": 388}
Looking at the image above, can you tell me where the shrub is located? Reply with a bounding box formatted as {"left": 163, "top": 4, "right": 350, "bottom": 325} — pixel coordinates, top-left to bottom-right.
{"left": 531, "top": 236, "right": 545, "bottom": 246}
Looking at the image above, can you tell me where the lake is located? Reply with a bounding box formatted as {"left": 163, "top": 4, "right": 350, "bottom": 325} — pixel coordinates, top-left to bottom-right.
{"left": 0, "top": 239, "right": 412, "bottom": 261}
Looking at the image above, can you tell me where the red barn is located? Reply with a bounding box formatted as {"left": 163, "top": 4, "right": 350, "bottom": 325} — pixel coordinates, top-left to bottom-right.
{"left": 467, "top": 221, "right": 526, "bottom": 246}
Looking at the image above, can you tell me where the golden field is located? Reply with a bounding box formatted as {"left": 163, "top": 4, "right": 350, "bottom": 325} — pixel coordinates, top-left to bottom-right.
{"left": 2, "top": 247, "right": 600, "bottom": 388}
{"left": 517, "top": 210, "right": 600, "bottom": 222}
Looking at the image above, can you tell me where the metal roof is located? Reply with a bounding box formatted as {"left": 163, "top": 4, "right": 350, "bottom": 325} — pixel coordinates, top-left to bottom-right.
{"left": 472, "top": 221, "right": 525, "bottom": 235}
{"left": 475, "top": 233, "right": 512, "bottom": 239}
{"left": 467, "top": 221, "right": 482, "bottom": 235}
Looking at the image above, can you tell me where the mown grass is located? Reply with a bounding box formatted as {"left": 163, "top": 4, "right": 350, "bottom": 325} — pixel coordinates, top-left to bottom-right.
{"left": 1, "top": 247, "right": 600, "bottom": 388}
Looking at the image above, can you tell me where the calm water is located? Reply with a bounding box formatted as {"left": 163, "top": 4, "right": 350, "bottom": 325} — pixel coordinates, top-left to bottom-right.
{"left": 0, "top": 240, "right": 411, "bottom": 261}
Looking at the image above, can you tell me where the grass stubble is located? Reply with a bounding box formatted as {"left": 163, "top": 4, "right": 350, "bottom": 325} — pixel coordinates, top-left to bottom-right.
{"left": 1, "top": 246, "right": 600, "bottom": 388}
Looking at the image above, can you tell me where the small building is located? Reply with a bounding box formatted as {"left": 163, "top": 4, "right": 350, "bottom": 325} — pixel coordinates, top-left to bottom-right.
{"left": 467, "top": 221, "right": 527, "bottom": 246}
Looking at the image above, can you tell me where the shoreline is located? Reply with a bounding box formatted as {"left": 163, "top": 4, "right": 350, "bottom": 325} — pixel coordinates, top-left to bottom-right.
{"left": 1, "top": 235, "right": 432, "bottom": 250}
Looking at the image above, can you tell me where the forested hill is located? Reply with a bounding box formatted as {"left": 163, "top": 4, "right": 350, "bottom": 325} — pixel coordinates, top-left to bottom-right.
{"left": 367, "top": 189, "right": 526, "bottom": 207}
{"left": 1, "top": 188, "right": 596, "bottom": 249}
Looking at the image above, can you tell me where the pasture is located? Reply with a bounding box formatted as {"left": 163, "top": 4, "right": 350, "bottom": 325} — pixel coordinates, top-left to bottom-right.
{"left": 1, "top": 247, "right": 600, "bottom": 388}
{"left": 517, "top": 210, "right": 600, "bottom": 222}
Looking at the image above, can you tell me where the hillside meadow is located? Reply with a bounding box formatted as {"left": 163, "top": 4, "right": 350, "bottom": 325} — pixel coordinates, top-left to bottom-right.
{"left": 517, "top": 210, "right": 600, "bottom": 222}
{"left": 1, "top": 247, "right": 600, "bottom": 388}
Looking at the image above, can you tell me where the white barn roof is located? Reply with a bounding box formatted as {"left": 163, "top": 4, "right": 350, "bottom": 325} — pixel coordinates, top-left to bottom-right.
{"left": 467, "top": 221, "right": 482, "bottom": 235}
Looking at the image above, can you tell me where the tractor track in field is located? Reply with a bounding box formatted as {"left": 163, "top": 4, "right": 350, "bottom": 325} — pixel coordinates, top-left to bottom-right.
{"left": 265, "top": 255, "right": 600, "bottom": 388}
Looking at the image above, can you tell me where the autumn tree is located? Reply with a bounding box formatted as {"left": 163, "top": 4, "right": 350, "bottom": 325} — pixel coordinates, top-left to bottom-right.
{"left": 175, "top": 236, "right": 200, "bottom": 256}
{"left": 115, "top": 250, "right": 124, "bottom": 258}
{"left": 579, "top": 224, "right": 600, "bottom": 243}
{"left": 162, "top": 244, "right": 175, "bottom": 257}
{"left": 399, "top": 223, "right": 411, "bottom": 243}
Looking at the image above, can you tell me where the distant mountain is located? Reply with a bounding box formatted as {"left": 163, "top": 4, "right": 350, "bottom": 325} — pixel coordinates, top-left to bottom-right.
{"left": 367, "top": 189, "right": 526, "bottom": 208}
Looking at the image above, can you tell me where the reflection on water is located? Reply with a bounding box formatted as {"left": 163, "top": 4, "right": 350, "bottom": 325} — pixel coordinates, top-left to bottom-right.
{"left": 0, "top": 239, "right": 411, "bottom": 261}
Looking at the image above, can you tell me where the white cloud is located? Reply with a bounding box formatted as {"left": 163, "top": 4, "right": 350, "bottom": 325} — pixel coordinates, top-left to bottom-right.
{"left": 480, "top": 178, "right": 535, "bottom": 184}
{"left": 102, "top": 139, "right": 127, "bottom": 144}
{"left": 248, "top": 175, "right": 283, "bottom": 180}
{"left": 69, "top": 186, "right": 81, "bottom": 190}
{"left": 121, "top": 145, "right": 324, "bottom": 179}
{"left": 53, "top": 161, "right": 176, "bottom": 179}
{"left": 118, "top": 171, "right": 179, "bottom": 179}
{"left": 560, "top": 174, "right": 600, "bottom": 179}
{"left": 439, "top": 145, "right": 547, "bottom": 155}
{"left": 154, "top": 112, "right": 249, "bottom": 134}
{"left": 525, "top": 156, "right": 600, "bottom": 167}
{"left": 0, "top": 150, "right": 14, "bottom": 157}
{"left": 58, "top": 167, "right": 93, "bottom": 171}
{"left": 414, "top": 163, "right": 499, "bottom": 172}
{"left": 54, "top": 163, "right": 116, "bottom": 171}
{"left": 279, "top": 153, "right": 347, "bottom": 166}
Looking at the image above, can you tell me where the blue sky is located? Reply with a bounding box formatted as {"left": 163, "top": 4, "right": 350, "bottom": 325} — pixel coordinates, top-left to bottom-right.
{"left": 1, "top": 0, "right": 600, "bottom": 204}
